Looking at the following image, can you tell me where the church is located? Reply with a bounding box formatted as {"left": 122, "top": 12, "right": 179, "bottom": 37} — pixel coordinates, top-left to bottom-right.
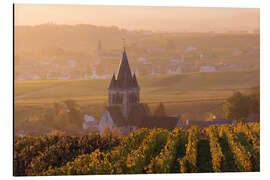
{"left": 98, "top": 48, "right": 183, "bottom": 135}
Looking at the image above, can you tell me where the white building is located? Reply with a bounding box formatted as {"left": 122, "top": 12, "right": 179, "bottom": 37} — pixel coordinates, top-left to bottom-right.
{"left": 199, "top": 66, "right": 216, "bottom": 72}
{"left": 138, "top": 56, "right": 147, "bottom": 62}
{"left": 186, "top": 45, "right": 197, "bottom": 52}
{"left": 17, "top": 74, "right": 41, "bottom": 80}
{"left": 168, "top": 65, "right": 182, "bottom": 74}
{"left": 170, "top": 56, "right": 184, "bottom": 63}
{"left": 143, "top": 61, "right": 152, "bottom": 65}
{"left": 176, "top": 119, "right": 184, "bottom": 128}
{"left": 200, "top": 54, "right": 204, "bottom": 59}
{"left": 151, "top": 68, "right": 160, "bottom": 75}
{"left": 232, "top": 49, "right": 243, "bottom": 55}
{"left": 83, "top": 115, "right": 95, "bottom": 130}
{"left": 98, "top": 109, "right": 115, "bottom": 132}
{"left": 68, "top": 59, "right": 77, "bottom": 68}
{"left": 89, "top": 69, "right": 111, "bottom": 79}
{"left": 57, "top": 75, "right": 70, "bottom": 80}
{"left": 31, "top": 74, "right": 41, "bottom": 80}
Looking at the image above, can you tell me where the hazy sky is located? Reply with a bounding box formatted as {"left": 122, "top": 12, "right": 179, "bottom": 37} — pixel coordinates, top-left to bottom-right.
{"left": 15, "top": 4, "right": 260, "bottom": 32}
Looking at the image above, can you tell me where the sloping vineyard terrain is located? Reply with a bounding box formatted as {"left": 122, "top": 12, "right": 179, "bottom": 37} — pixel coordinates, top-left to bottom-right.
{"left": 14, "top": 123, "right": 260, "bottom": 176}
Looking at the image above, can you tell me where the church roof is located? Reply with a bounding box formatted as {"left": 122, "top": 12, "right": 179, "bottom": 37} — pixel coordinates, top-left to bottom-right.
{"left": 108, "top": 73, "right": 117, "bottom": 89}
{"left": 139, "top": 116, "right": 179, "bottom": 130}
{"left": 104, "top": 103, "right": 179, "bottom": 130}
{"left": 108, "top": 49, "right": 139, "bottom": 90}
{"left": 132, "top": 73, "right": 139, "bottom": 89}
{"left": 128, "top": 104, "right": 150, "bottom": 125}
{"left": 105, "top": 106, "right": 126, "bottom": 126}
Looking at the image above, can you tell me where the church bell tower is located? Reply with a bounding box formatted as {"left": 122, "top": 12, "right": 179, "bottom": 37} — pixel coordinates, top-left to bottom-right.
{"left": 108, "top": 48, "right": 140, "bottom": 119}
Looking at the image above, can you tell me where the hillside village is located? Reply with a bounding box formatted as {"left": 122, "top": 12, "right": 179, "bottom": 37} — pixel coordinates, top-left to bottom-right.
{"left": 14, "top": 41, "right": 258, "bottom": 80}
{"left": 15, "top": 47, "right": 260, "bottom": 137}
{"left": 14, "top": 24, "right": 260, "bottom": 137}
{"left": 14, "top": 24, "right": 259, "bottom": 81}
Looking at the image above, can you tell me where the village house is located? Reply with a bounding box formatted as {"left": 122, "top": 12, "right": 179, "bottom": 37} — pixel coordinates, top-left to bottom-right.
{"left": 137, "top": 54, "right": 147, "bottom": 62}
{"left": 83, "top": 115, "right": 99, "bottom": 131}
{"left": 182, "top": 119, "right": 237, "bottom": 129}
{"left": 232, "top": 49, "right": 243, "bottom": 55}
{"left": 199, "top": 54, "right": 204, "bottom": 59}
{"left": 170, "top": 56, "right": 184, "bottom": 63}
{"left": 98, "top": 48, "right": 182, "bottom": 135}
{"left": 168, "top": 65, "right": 182, "bottom": 74}
{"left": 199, "top": 65, "right": 216, "bottom": 72}
{"left": 186, "top": 45, "right": 197, "bottom": 52}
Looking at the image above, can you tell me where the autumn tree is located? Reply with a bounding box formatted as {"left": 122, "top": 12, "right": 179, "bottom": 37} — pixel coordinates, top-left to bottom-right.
{"left": 112, "top": 127, "right": 122, "bottom": 139}
{"left": 205, "top": 113, "right": 216, "bottom": 121}
{"left": 64, "top": 99, "right": 84, "bottom": 129}
{"left": 30, "top": 100, "right": 84, "bottom": 135}
{"left": 223, "top": 89, "right": 260, "bottom": 122}
{"left": 101, "top": 125, "right": 112, "bottom": 137}
{"left": 248, "top": 87, "right": 260, "bottom": 114}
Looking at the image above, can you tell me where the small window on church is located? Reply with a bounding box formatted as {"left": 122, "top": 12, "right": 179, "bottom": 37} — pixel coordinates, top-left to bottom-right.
{"left": 115, "top": 93, "right": 123, "bottom": 104}
{"left": 129, "top": 94, "right": 133, "bottom": 103}
{"left": 113, "top": 94, "right": 116, "bottom": 104}
{"left": 134, "top": 95, "right": 137, "bottom": 103}
{"left": 120, "top": 94, "right": 123, "bottom": 104}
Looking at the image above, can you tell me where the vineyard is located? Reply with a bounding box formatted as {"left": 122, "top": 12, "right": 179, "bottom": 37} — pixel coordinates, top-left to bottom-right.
{"left": 14, "top": 123, "right": 260, "bottom": 176}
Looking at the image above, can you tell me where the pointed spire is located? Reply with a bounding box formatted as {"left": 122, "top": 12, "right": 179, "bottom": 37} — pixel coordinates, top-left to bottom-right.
{"left": 108, "top": 73, "right": 116, "bottom": 89}
{"left": 108, "top": 46, "right": 140, "bottom": 90}
{"left": 132, "top": 73, "right": 139, "bottom": 88}
{"left": 116, "top": 48, "right": 133, "bottom": 88}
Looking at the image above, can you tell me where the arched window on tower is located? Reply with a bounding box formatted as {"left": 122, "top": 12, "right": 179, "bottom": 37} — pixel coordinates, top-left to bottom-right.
{"left": 129, "top": 93, "right": 133, "bottom": 103}
{"left": 134, "top": 94, "right": 137, "bottom": 103}
{"left": 116, "top": 93, "right": 120, "bottom": 104}
{"left": 132, "top": 94, "right": 134, "bottom": 103}
{"left": 128, "top": 92, "right": 137, "bottom": 104}
{"left": 112, "top": 94, "right": 116, "bottom": 104}
{"left": 109, "top": 94, "right": 112, "bottom": 104}
{"left": 128, "top": 94, "right": 132, "bottom": 103}
{"left": 120, "top": 94, "right": 123, "bottom": 104}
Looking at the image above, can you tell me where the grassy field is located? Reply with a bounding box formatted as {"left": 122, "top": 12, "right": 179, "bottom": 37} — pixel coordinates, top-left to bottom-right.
{"left": 14, "top": 68, "right": 259, "bottom": 122}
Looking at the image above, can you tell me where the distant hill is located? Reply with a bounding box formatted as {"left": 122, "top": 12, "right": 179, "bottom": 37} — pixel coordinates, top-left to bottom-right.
{"left": 15, "top": 24, "right": 260, "bottom": 61}
{"left": 14, "top": 24, "right": 145, "bottom": 53}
